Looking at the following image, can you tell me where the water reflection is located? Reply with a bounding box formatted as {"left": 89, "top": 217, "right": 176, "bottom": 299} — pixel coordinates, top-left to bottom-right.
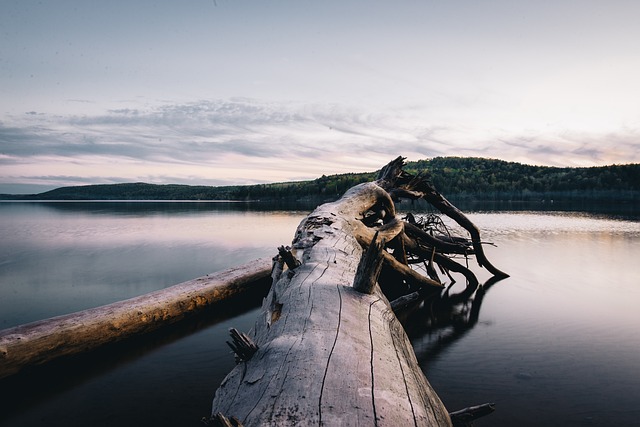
{"left": 397, "top": 198, "right": 640, "bottom": 220}
{"left": 404, "top": 275, "right": 507, "bottom": 361}
{"left": 1, "top": 202, "right": 639, "bottom": 427}
{"left": 0, "top": 283, "right": 268, "bottom": 427}
{"left": 2, "top": 200, "right": 320, "bottom": 216}
{"left": 0, "top": 202, "right": 306, "bottom": 328}
{"left": 414, "top": 212, "right": 640, "bottom": 427}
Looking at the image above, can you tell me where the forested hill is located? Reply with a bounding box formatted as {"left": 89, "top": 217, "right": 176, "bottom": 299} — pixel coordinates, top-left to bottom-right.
{"left": 2, "top": 157, "right": 639, "bottom": 201}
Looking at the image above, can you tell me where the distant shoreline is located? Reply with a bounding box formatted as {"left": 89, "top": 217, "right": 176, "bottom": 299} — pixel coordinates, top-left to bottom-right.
{"left": 2, "top": 157, "right": 639, "bottom": 202}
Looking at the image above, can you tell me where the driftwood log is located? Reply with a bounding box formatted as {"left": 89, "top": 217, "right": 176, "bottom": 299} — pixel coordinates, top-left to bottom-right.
{"left": 208, "top": 157, "right": 506, "bottom": 426}
{"left": 0, "top": 258, "right": 273, "bottom": 379}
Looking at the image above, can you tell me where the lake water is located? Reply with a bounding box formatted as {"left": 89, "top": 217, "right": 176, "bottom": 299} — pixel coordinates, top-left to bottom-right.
{"left": 1, "top": 201, "right": 639, "bottom": 427}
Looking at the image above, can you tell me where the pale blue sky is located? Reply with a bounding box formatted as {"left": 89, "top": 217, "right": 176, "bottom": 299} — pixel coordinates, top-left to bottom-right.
{"left": 1, "top": 0, "right": 639, "bottom": 193}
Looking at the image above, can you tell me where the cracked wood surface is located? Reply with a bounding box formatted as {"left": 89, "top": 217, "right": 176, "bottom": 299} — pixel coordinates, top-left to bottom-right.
{"left": 210, "top": 183, "right": 452, "bottom": 426}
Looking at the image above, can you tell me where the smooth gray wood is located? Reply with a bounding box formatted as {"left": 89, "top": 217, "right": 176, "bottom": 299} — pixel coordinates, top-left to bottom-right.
{"left": 210, "top": 183, "right": 452, "bottom": 426}
{"left": 0, "top": 257, "right": 272, "bottom": 379}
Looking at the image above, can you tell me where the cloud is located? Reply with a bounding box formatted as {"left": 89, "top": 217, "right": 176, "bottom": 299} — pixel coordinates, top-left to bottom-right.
{"left": 1, "top": 98, "right": 639, "bottom": 193}
{"left": 493, "top": 128, "right": 640, "bottom": 167}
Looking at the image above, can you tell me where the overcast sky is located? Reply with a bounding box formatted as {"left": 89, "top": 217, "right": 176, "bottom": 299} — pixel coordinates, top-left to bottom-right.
{"left": 1, "top": 0, "right": 639, "bottom": 193}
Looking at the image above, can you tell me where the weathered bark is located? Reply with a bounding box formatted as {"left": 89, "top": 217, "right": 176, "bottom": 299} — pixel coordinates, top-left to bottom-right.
{"left": 210, "top": 157, "right": 506, "bottom": 426}
{"left": 0, "top": 258, "right": 272, "bottom": 379}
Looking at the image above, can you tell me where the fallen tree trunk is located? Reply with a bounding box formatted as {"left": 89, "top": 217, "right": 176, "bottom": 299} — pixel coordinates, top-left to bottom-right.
{"left": 0, "top": 258, "right": 272, "bottom": 379}
{"left": 209, "top": 157, "right": 506, "bottom": 426}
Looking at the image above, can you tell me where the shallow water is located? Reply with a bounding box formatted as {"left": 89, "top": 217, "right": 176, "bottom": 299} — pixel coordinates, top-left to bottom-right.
{"left": 1, "top": 201, "right": 639, "bottom": 426}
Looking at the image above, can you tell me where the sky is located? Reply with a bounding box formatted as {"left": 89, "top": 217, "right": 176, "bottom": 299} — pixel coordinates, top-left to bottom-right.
{"left": 1, "top": 0, "right": 639, "bottom": 194}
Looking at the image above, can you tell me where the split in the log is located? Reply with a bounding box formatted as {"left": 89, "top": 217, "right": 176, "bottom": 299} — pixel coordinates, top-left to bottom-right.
{"left": 226, "top": 328, "right": 258, "bottom": 364}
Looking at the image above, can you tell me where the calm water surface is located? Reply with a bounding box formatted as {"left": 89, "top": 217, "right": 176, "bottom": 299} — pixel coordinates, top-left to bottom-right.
{"left": 0, "top": 202, "right": 639, "bottom": 427}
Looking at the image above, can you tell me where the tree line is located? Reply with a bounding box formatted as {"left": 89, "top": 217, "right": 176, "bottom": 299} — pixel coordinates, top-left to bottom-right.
{"left": 410, "top": 157, "right": 640, "bottom": 200}
{"left": 2, "top": 157, "right": 639, "bottom": 202}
